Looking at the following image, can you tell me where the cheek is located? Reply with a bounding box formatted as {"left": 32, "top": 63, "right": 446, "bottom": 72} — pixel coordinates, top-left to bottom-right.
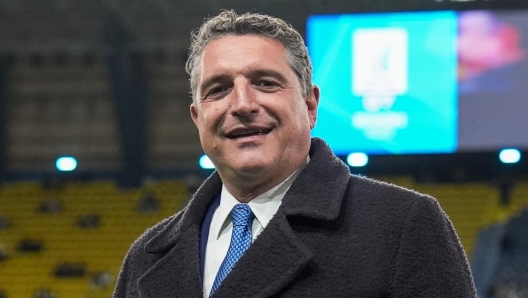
{"left": 198, "top": 109, "right": 225, "bottom": 148}
{"left": 207, "top": 104, "right": 227, "bottom": 124}
{"left": 198, "top": 109, "right": 219, "bottom": 131}
{"left": 195, "top": 114, "right": 214, "bottom": 143}
{"left": 290, "top": 101, "right": 311, "bottom": 126}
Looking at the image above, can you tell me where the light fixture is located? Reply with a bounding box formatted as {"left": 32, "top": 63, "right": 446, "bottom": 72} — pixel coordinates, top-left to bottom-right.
{"left": 199, "top": 155, "right": 215, "bottom": 169}
{"left": 56, "top": 156, "right": 78, "bottom": 172}
{"left": 499, "top": 149, "right": 521, "bottom": 164}
{"left": 347, "top": 152, "right": 368, "bottom": 167}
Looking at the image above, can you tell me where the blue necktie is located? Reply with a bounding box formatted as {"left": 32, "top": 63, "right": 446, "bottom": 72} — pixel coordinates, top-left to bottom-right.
{"left": 210, "top": 203, "right": 254, "bottom": 295}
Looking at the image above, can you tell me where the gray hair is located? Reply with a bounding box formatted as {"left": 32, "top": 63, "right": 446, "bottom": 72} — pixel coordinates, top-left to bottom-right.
{"left": 185, "top": 10, "right": 313, "bottom": 105}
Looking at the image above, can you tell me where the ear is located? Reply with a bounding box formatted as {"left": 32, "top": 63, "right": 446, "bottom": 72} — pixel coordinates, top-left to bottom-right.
{"left": 190, "top": 103, "right": 199, "bottom": 127}
{"left": 306, "top": 85, "right": 320, "bottom": 130}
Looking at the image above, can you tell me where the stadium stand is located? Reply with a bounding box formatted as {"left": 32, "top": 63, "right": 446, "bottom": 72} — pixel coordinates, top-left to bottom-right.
{"left": 0, "top": 180, "right": 187, "bottom": 298}
{"left": 511, "top": 181, "right": 528, "bottom": 210}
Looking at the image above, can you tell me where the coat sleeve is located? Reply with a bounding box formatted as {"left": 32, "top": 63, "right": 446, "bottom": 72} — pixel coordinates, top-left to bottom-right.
{"left": 390, "top": 195, "right": 477, "bottom": 298}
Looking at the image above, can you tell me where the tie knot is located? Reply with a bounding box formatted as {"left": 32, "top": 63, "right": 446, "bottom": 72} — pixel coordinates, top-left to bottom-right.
{"left": 231, "top": 204, "right": 253, "bottom": 227}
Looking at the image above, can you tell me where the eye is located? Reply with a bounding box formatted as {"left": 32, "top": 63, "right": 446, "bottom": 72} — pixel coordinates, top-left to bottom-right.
{"left": 254, "top": 79, "right": 280, "bottom": 90}
{"left": 205, "top": 85, "right": 231, "bottom": 99}
{"left": 211, "top": 86, "right": 229, "bottom": 94}
{"left": 257, "top": 80, "right": 274, "bottom": 86}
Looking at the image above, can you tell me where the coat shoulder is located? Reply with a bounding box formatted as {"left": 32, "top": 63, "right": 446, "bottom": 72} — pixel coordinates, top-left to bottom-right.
{"left": 128, "top": 208, "right": 186, "bottom": 255}
{"left": 344, "top": 175, "right": 448, "bottom": 234}
{"left": 349, "top": 175, "right": 436, "bottom": 208}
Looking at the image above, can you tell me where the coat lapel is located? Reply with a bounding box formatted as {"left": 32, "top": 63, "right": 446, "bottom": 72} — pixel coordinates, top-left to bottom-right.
{"left": 137, "top": 224, "right": 203, "bottom": 297}
{"left": 137, "top": 173, "right": 223, "bottom": 298}
{"left": 211, "top": 209, "right": 314, "bottom": 298}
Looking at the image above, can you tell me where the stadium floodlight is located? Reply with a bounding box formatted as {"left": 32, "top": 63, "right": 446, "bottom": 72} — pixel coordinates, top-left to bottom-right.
{"left": 347, "top": 152, "right": 368, "bottom": 167}
{"left": 499, "top": 149, "right": 521, "bottom": 164}
{"left": 56, "top": 156, "right": 78, "bottom": 172}
{"left": 199, "top": 155, "right": 215, "bottom": 169}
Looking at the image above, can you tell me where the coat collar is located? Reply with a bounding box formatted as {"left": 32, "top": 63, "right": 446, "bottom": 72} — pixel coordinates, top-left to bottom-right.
{"left": 281, "top": 138, "right": 350, "bottom": 220}
{"left": 138, "top": 138, "right": 351, "bottom": 298}
{"left": 143, "top": 173, "right": 222, "bottom": 254}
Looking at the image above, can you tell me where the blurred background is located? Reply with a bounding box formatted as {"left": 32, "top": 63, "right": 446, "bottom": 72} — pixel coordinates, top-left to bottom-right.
{"left": 0, "top": 0, "right": 527, "bottom": 297}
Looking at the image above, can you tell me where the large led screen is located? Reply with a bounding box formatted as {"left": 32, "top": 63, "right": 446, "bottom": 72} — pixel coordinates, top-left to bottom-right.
{"left": 308, "top": 10, "right": 528, "bottom": 155}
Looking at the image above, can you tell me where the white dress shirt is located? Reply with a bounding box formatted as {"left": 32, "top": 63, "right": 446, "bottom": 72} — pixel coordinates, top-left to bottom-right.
{"left": 202, "top": 157, "right": 309, "bottom": 297}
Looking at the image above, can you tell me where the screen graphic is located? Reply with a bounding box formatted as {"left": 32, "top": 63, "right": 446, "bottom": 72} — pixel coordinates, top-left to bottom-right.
{"left": 308, "top": 11, "right": 459, "bottom": 155}
{"left": 457, "top": 11, "right": 528, "bottom": 151}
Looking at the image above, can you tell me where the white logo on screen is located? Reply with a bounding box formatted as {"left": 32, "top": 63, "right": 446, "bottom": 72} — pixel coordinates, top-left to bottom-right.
{"left": 351, "top": 28, "right": 409, "bottom": 141}
{"left": 352, "top": 28, "right": 408, "bottom": 111}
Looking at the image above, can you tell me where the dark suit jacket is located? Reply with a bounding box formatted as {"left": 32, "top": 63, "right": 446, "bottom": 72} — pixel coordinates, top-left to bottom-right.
{"left": 113, "top": 138, "right": 476, "bottom": 298}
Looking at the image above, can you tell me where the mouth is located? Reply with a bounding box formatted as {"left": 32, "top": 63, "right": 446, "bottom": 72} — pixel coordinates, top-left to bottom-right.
{"left": 225, "top": 128, "right": 273, "bottom": 139}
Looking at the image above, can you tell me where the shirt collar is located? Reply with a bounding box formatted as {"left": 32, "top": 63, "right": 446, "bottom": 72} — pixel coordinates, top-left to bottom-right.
{"left": 212, "top": 156, "right": 310, "bottom": 240}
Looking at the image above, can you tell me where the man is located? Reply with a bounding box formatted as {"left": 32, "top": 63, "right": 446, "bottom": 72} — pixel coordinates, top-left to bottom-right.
{"left": 113, "top": 10, "right": 476, "bottom": 298}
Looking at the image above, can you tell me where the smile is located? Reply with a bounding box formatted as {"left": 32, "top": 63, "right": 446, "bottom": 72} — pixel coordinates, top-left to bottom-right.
{"left": 225, "top": 128, "right": 273, "bottom": 139}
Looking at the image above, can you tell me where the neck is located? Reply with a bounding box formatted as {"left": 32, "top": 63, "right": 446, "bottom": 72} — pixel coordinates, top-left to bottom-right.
{"left": 220, "top": 156, "right": 308, "bottom": 203}
{"left": 221, "top": 171, "right": 291, "bottom": 203}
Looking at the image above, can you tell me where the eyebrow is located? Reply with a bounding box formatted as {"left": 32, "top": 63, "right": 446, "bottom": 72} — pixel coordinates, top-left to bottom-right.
{"left": 199, "top": 68, "right": 289, "bottom": 98}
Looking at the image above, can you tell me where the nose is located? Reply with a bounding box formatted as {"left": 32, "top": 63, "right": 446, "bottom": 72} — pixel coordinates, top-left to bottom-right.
{"left": 230, "top": 79, "right": 259, "bottom": 117}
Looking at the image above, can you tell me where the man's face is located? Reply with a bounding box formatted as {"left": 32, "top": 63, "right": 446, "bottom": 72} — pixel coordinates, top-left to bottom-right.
{"left": 190, "top": 35, "right": 319, "bottom": 187}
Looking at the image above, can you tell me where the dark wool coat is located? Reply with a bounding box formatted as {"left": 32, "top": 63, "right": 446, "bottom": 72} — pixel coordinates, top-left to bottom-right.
{"left": 113, "top": 138, "right": 477, "bottom": 298}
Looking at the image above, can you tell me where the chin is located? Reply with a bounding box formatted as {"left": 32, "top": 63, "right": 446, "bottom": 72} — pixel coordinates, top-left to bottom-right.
{"left": 229, "top": 158, "right": 270, "bottom": 175}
